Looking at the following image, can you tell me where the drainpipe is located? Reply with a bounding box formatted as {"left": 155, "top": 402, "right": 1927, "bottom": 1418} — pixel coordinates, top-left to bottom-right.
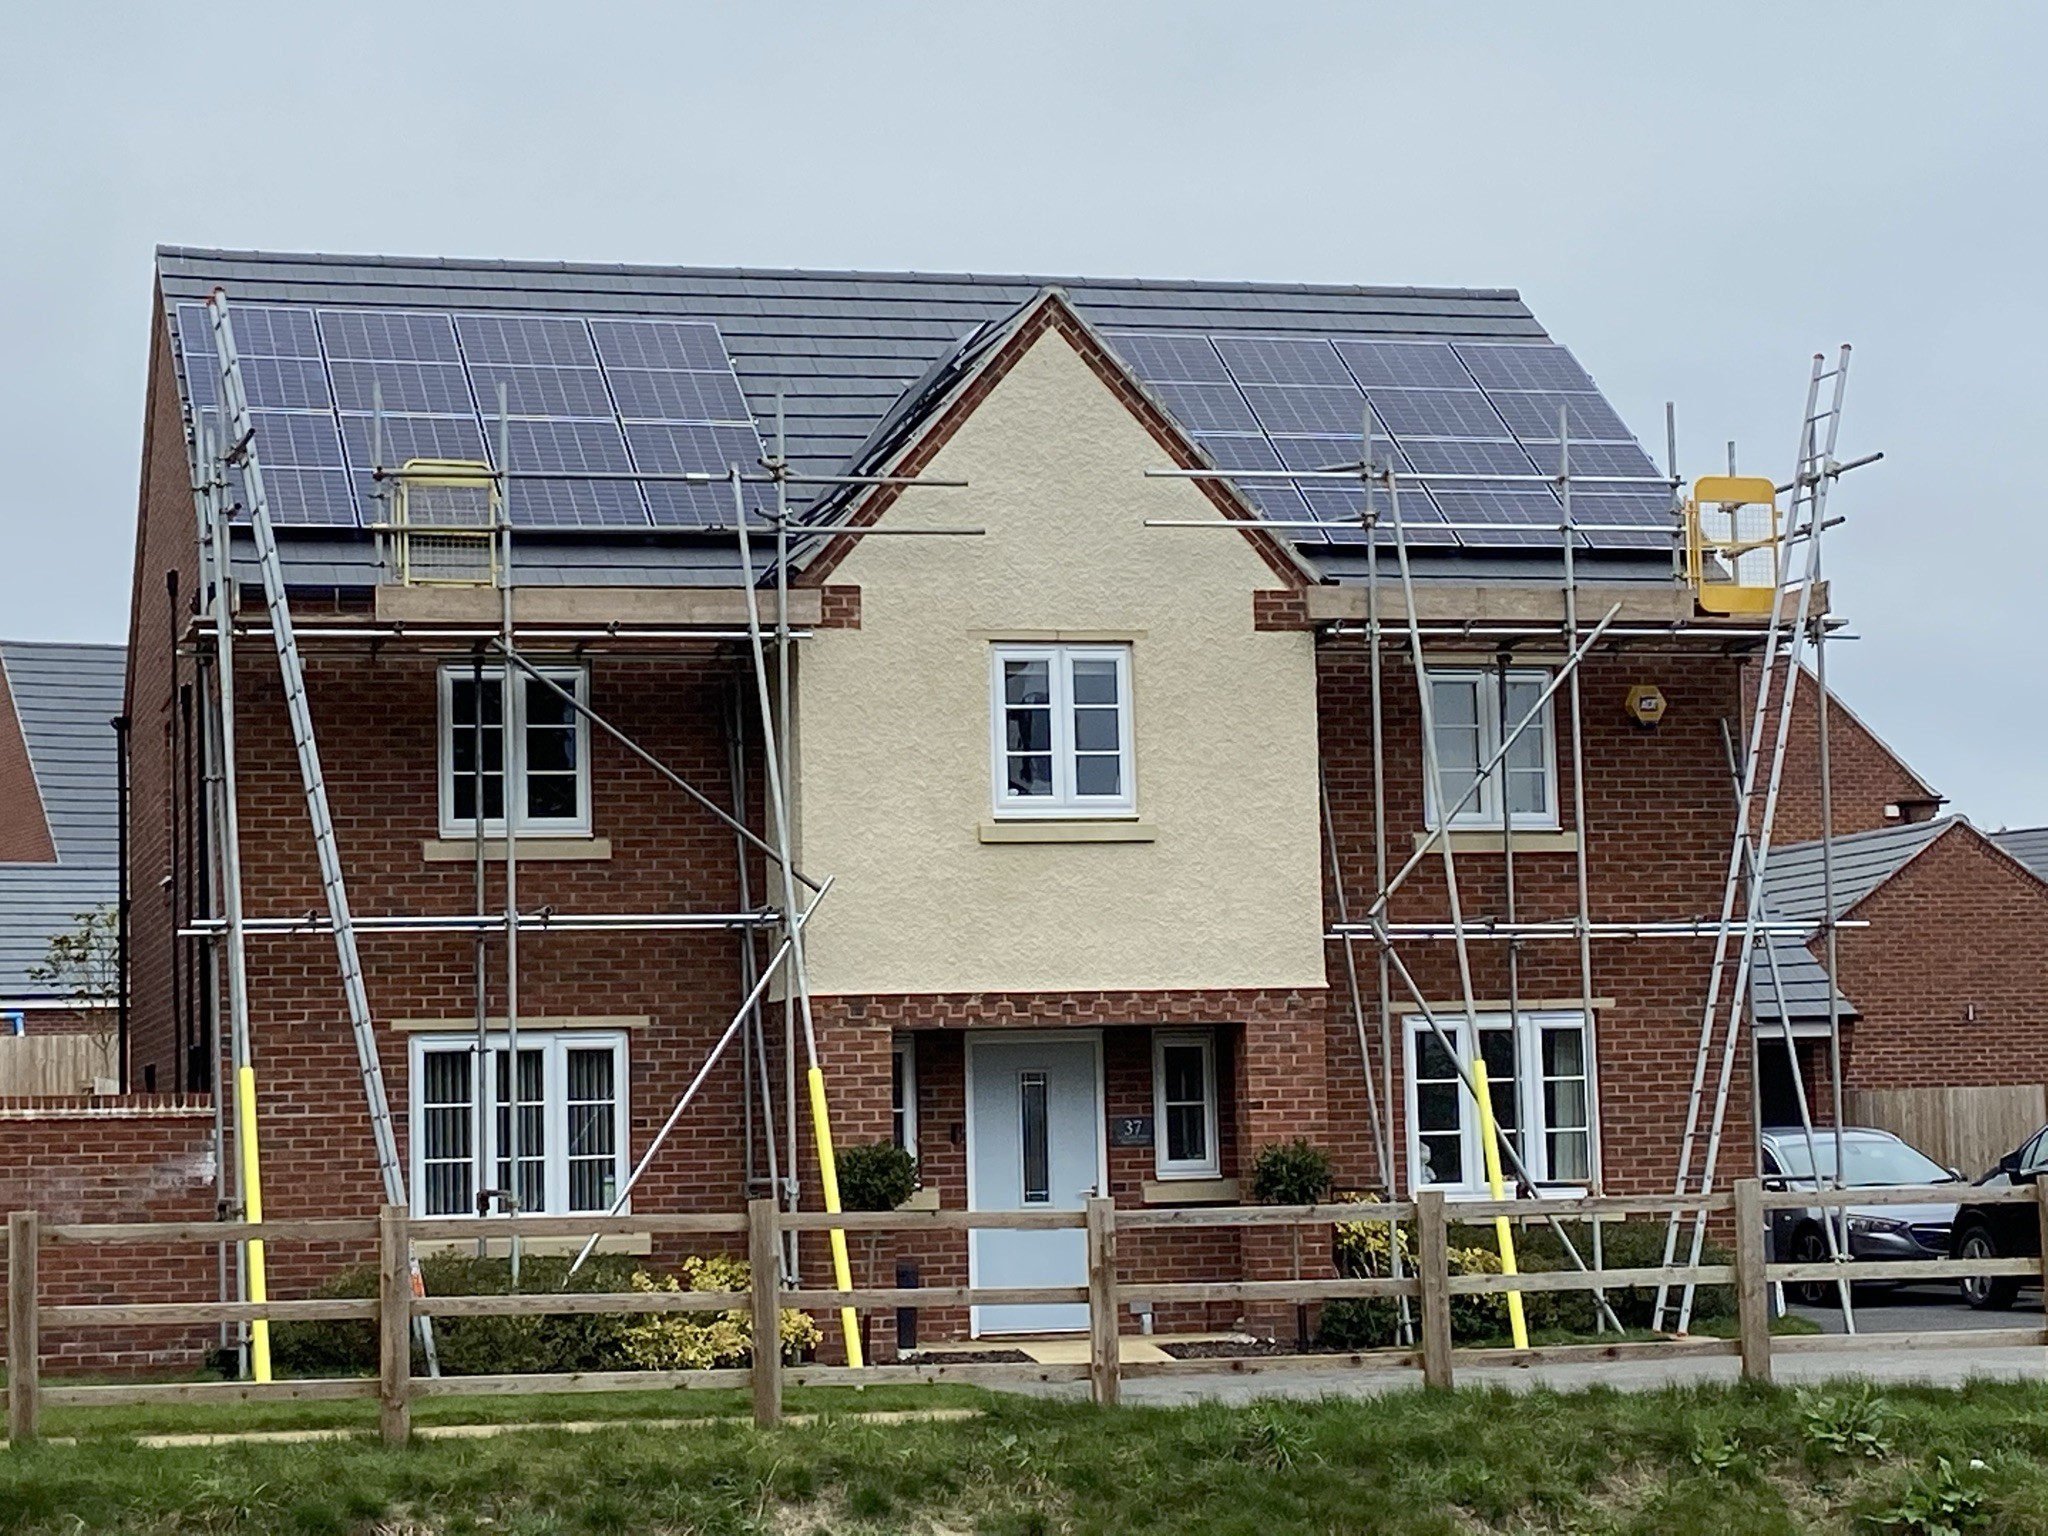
{"left": 113, "top": 712, "right": 131, "bottom": 1092}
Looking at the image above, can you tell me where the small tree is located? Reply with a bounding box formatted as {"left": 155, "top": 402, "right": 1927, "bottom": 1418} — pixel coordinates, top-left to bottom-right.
{"left": 1249, "top": 1140, "right": 1333, "bottom": 1349}
{"left": 27, "top": 904, "right": 120, "bottom": 1086}
{"left": 835, "top": 1141, "right": 919, "bottom": 1359}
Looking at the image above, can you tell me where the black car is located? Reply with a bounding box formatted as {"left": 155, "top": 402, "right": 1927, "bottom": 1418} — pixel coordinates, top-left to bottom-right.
{"left": 1760, "top": 1127, "right": 1961, "bottom": 1306}
{"left": 1951, "top": 1124, "right": 2048, "bottom": 1310}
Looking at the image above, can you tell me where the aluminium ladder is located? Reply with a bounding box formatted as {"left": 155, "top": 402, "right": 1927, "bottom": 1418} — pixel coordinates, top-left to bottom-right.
{"left": 204, "top": 291, "right": 441, "bottom": 1372}
{"left": 1653, "top": 348, "right": 1857, "bottom": 1332}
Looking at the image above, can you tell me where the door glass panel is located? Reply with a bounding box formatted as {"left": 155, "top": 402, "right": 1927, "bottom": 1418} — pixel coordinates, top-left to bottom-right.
{"left": 1020, "top": 1071, "right": 1050, "bottom": 1203}
{"left": 495, "top": 1047, "right": 547, "bottom": 1214}
{"left": 564, "top": 1047, "right": 617, "bottom": 1212}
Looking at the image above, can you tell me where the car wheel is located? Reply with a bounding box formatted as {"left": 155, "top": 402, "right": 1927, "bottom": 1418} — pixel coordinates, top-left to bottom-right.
{"left": 1958, "top": 1226, "right": 2020, "bottom": 1311}
{"left": 1789, "top": 1226, "right": 1837, "bottom": 1308}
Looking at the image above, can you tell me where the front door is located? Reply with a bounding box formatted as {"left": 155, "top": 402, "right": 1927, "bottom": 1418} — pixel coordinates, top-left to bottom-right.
{"left": 967, "top": 1035, "right": 1102, "bottom": 1335}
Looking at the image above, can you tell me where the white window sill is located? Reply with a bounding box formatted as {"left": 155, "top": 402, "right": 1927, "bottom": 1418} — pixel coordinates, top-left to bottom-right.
{"left": 979, "top": 820, "right": 1156, "bottom": 844}
{"left": 1142, "top": 1177, "right": 1238, "bottom": 1205}
{"left": 390, "top": 1013, "right": 652, "bottom": 1033}
{"left": 1431, "top": 1185, "right": 1590, "bottom": 1204}
{"left": 423, "top": 836, "right": 613, "bottom": 863}
{"left": 1413, "top": 829, "right": 1578, "bottom": 855}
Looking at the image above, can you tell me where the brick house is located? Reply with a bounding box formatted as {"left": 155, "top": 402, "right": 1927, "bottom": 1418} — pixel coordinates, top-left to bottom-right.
{"left": 112, "top": 247, "right": 1796, "bottom": 1350}
{"left": 0, "top": 641, "right": 126, "bottom": 1075}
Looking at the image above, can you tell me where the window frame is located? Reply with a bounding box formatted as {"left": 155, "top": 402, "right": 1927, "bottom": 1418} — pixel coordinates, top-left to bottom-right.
{"left": 892, "top": 1034, "right": 918, "bottom": 1159}
{"left": 406, "top": 1029, "right": 630, "bottom": 1220}
{"left": 1401, "top": 1011, "right": 1593, "bottom": 1196}
{"left": 1422, "top": 667, "right": 1559, "bottom": 831}
{"left": 988, "top": 643, "right": 1136, "bottom": 819}
{"left": 436, "top": 663, "right": 593, "bottom": 839}
{"left": 1152, "top": 1029, "right": 1221, "bottom": 1180}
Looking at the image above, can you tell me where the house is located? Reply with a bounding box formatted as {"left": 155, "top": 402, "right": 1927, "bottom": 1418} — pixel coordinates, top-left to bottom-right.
{"left": 1756, "top": 817, "right": 2048, "bottom": 1175}
{"left": 0, "top": 640, "right": 126, "bottom": 1089}
{"left": 1744, "top": 657, "right": 1945, "bottom": 844}
{"left": 113, "top": 247, "right": 1797, "bottom": 1353}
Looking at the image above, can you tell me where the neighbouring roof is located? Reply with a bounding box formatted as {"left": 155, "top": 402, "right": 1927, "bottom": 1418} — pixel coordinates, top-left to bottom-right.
{"left": 1755, "top": 818, "right": 1957, "bottom": 926}
{"left": 1750, "top": 935, "right": 1859, "bottom": 1028}
{"left": 1993, "top": 826, "right": 2048, "bottom": 884}
{"left": 157, "top": 248, "right": 1676, "bottom": 595}
{"left": 0, "top": 642, "right": 123, "bottom": 1002}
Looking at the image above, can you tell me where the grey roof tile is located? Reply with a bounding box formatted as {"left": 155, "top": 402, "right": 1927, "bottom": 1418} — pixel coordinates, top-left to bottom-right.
{"left": 1993, "top": 827, "right": 2048, "bottom": 884}
{"left": 0, "top": 865, "right": 117, "bottom": 1001}
{"left": 0, "top": 642, "right": 125, "bottom": 867}
{"left": 1759, "top": 818, "right": 1956, "bottom": 925}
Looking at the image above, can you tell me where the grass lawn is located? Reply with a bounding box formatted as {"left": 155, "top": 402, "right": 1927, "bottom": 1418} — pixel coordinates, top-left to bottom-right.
{"left": 4, "top": 1380, "right": 2048, "bottom": 1533}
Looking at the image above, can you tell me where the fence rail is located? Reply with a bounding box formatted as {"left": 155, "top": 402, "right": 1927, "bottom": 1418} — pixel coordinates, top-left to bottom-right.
{"left": 7, "top": 1179, "right": 2046, "bottom": 1444}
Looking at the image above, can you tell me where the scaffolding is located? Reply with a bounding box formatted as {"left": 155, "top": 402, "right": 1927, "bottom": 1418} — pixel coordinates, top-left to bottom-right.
{"left": 1146, "top": 350, "right": 1875, "bottom": 1335}
{"left": 180, "top": 290, "right": 972, "bottom": 1375}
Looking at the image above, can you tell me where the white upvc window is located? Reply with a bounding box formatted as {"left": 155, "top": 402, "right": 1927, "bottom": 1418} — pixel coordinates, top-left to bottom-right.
{"left": 1404, "top": 1011, "right": 1592, "bottom": 1196}
{"left": 437, "top": 664, "right": 592, "bottom": 838}
{"left": 1425, "top": 668, "right": 1557, "bottom": 829}
{"left": 1153, "top": 1029, "right": 1220, "bottom": 1179}
{"left": 408, "top": 1030, "right": 628, "bottom": 1219}
{"left": 892, "top": 1035, "right": 918, "bottom": 1158}
{"left": 990, "top": 644, "right": 1135, "bottom": 817}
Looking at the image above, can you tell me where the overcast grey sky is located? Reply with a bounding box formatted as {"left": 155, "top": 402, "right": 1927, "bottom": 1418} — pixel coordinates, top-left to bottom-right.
{"left": 2, "top": 3, "right": 2041, "bottom": 823}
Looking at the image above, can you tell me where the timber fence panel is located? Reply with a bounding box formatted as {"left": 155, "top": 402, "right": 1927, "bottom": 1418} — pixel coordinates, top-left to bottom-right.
{"left": 1844, "top": 1085, "right": 2046, "bottom": 1182}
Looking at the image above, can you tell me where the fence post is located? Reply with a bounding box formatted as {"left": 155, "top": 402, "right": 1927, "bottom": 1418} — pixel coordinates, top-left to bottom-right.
{"left": 1416, "top": 1190, "right": 1452, "bottom": 1390}
{"left": 748, "top": 1198, "right": 783, "bottom": 1427}
{"left": 1733, "top": 1179, "right": 1772, "bottom": 1384}
{"left": 7, "top": 1211, "right": 39, "bottom": 1444}
{"left": 1086, "top": 1196, "right": 1121, "bottom": 1407}
{"left": 377, "top": 1204, "right": 412, "bottom": 1446}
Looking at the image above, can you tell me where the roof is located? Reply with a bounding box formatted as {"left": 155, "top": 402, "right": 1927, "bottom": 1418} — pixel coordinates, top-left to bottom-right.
{"left": 1993, "top": 827, "right": 2048, "bottom": 884}
{"left": 0, "top": 642, "right": 123, "bottom": 1003}
{"left": 157, "top": 248, "right": 1675, "bottom": 592}
{"left": 1750, "top": 934, "right": 1859, "bottom": 1028}
{"left": 1756, "top": 818, "right": 1957, "bottom": 925}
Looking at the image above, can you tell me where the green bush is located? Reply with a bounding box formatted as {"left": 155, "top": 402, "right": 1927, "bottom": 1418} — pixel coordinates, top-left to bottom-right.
{"left": 271, "top": 1250, "right": 818, "bottom": 1377}
{"left": 836, "top": 1141, "right": 918, "bottom": 1212}
{"left": 1248, "top": 1140, "right": 1333, "bottom": 1205}
{"left": 1319, "top": 1204, "right": 1734, "bottom": 1348}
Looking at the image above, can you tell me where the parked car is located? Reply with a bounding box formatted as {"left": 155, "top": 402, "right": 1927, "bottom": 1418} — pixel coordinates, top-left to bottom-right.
{"left": 1949, "top": 1123, "right": 2048, "bottom": 1310}
{"left": 1759, "top": 1127, "right": 1962, "bottom": 1306}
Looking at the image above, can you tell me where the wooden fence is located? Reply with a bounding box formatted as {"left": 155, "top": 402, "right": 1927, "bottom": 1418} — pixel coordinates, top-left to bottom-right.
{"left": 1843, "top": 1085, "right": 2047, "bottom": 1185}
{"left": 6, "top": 1180, "right": 2046, "bottom": 1445}
{"left": 0, "top": 1034, "right": 116, "bottom": 1095}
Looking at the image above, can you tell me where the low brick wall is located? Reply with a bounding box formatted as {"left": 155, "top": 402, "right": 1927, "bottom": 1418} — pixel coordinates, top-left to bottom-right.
{"left": 0, "top": 1095, "right": 221, "bottom": 1376}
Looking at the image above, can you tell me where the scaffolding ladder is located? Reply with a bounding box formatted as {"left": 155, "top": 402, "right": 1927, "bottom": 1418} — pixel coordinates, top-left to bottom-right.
{"left": 204, "top": 291, "right": 440, "bottom": 1372}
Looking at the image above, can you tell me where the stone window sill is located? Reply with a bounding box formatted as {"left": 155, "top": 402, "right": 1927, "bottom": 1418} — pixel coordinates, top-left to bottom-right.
{"left": 1141, "top": 1177, "right": 1240, "bottom": 1205}
{"left": 978, "top": 820, "right": 1156, "bottom": 845}
{"left": 423, "top": 836, "right": 613, "bottom": 863}
{"left": 1412, "top": 829, "right": 1579, "bottom": 855}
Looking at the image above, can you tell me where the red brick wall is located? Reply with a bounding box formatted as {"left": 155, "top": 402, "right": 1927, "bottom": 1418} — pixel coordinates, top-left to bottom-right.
{"left": 0, "top": 657, "right": 57, "bottom": 863}
{"left": 1825, "top": 827, "right": 2048, "bottom": 1090}
{"left": 0, "top": 1098, "right": 220, "bottom": 1375}
{"left": 1743, "top": 659, "right": 1942, "bottom": 844}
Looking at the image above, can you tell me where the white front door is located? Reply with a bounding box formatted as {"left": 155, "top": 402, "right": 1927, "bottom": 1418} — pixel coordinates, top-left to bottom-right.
{"left": 966, "top": 1034, "right": 1102, "bottom": 1335}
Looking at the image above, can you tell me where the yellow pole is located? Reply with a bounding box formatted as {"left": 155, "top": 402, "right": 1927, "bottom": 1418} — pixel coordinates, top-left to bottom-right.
{"left": 1471, "top": 1060, "right": 1529, "bottom": 1350}
{"left": 806, "top": 1065, "right": 863, "bottom": 1369}
{"left": 234, "top": 1064, "right": 273, "bottom": 1382}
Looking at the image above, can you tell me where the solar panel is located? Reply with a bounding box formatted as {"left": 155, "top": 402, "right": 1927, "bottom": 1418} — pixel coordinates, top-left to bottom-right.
{"left": 627, "top": 423, "right": 763, "bottom": 526}
{"left": 1452, "top": 343, "right": 1597, "bottom": 394}
{"left": 1238, "top": 383, "right": 1370, "bottom": 437}
{"left": 238, "top": 356, "right": 333, "bottom": 410}
{"left": 455, "top": 314, "right": 598, "bottom": 368}
{"left": 1147, "top": 381, "right": 1258, "bottom": 435}
{"left": 606, "top": 368, "right": 752, "bottom": 425}
{"left": 1424, "top": 480, "right": 1564, "bottom": 548}
{"left": 223, "top": 306, "right": 323, "bottom": 360}
{"left": 496, "top": 419, "right": 643, "bottom": 527}
{"left": 1399, "top": 439, "right": 1541, "bottom": 477}
{"left": 1367, "top": 388, "right": 1514, "bottom": 441}
{"left": 1102, "top": 332, "right": 1231, "bottom": 384}
{"left": 327, "top": 360, "right": 475, "bottom": 416}
{"left": 319, "top": 311, "right": 462, "bottom": 364}
{"left": 1331, "top": 340, "right": 1471, "bottom": 390}
{"left": 1488, "top": 391, "right": 1635, "bottom": 444}
{"left": 257, "top": 469, "right": 361, "bottom": 527}
{"left": 248, "top": 410, "right": 346, "bottom": 467}
{"left": 1538, "top": 440, "right": 1663, "bottom": 480}
{"left": 1212, "top": 336, "right": 1353, "bottom": 388}
{"left": 589, "top": 319, "right": 730, "bottom": 373}
{"left": 468, "top": 363, "right": 615, "bottom": 420}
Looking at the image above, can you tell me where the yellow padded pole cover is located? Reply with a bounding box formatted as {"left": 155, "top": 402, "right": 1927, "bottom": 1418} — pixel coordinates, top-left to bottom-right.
{"left": 1471, "top": 1060, "right": 1529, "bottom": 1350}
{"left": 234, "top": 1064, "right": 273, "bottom": 1382}
{"left": 807, "top": 1066, "right": 863, "bottom": 1369}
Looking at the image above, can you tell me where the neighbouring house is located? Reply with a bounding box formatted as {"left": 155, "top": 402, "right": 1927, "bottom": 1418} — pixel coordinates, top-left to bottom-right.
{"left": 105, "top": 246, "right": 1805, "bottom": 1357}
{"left": 0, "top": 640, "right": 126, "bottom": 1090}
{"left": 1744, "top": 656, "right": 1946, "bottom": 844}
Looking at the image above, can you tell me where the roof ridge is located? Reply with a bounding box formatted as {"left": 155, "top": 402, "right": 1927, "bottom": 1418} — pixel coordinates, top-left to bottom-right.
{"left": 154, "top": 245, "right": 1524, "bottom": 303}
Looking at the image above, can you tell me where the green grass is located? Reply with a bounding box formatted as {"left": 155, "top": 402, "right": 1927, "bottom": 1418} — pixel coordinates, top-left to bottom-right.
{"left": 8, "top": 1381, "right": 2048, "bottom": 1533}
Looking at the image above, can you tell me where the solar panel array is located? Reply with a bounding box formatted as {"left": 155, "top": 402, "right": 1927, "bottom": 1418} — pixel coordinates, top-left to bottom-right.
{"left": 1102, "top": 332, "right": 1671, "bottom": 549}
{"left": 174, "top": 304, "right": 763, "bottom": 528}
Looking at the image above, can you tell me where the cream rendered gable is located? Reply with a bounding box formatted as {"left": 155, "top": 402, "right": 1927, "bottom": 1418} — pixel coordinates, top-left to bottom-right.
{"left": 792, "top": 324, "right": 1325, "bottom": 996}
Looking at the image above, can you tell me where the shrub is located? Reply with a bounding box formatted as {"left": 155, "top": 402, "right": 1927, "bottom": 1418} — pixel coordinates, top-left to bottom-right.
{"left": 618, "top": 1256, "right": 819, "bottom": 1369}
{"left": 271, "top": 1250, "right": 816, "bottom": 1377}
{"left": 1249, "top": 1140, "right": 1333, "bottom": 1206}
{"left": 836, "top": 1141, "right": 918, "bottom": 1212}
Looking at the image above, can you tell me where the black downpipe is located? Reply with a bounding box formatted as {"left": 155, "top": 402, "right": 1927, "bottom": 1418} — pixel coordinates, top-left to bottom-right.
{"left": 113, "top": 712, "right": 131, "bottom": 1092}
{"left": 179, "top": 681, "right": 197, "bottom": 1086}
{"left": 165, "top": 570, "right": 185, "bottom": 1084}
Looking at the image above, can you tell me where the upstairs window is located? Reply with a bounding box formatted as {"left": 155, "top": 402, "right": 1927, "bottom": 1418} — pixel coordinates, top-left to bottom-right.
{"left": 1426, "top": 668, "right": 1556, "bottom": 829}
{"left": 990, "top": 645, "right": 1134, "bottom": 817}
{"left": 438, "top": 664, "right": 591, "bottom": 838}
{"left": 1405, "top": 1011, "right": 1592, "bottom": 1195}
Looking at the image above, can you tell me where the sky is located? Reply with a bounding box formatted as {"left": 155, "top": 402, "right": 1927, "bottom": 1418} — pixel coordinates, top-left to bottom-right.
{"left": 2, "top": 2, "right": 2042, "bottom": 824}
